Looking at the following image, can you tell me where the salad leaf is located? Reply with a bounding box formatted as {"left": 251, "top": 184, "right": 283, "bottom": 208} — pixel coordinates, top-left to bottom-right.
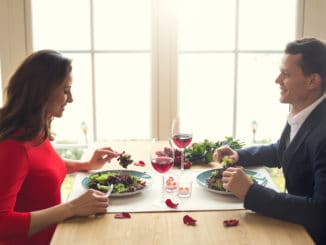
{"left": 184, "top": 137, "right": 244, "bottom": 165}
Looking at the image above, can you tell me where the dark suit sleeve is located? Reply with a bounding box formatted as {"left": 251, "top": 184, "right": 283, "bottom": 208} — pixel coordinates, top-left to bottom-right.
{"left": 244, "top": 184, "right": 326, "bottom": 244}
{"left": 243, "top": 138, "right": 326, "bottom": 244}
{"left": 236, "top": 143, "right": 281, "bottom": 168}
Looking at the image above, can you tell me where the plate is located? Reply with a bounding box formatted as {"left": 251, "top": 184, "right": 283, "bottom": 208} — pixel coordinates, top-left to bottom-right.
{"left": 82, "top": 170, "right": 152, "bottom": 197}
{"left": 196, "top": 168, "right": 267, "bottom": 195}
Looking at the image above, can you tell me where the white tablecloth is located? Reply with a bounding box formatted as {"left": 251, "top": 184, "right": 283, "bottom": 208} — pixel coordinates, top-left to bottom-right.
{"left": 67, "top": 168, "right": 277, "bottom": 213}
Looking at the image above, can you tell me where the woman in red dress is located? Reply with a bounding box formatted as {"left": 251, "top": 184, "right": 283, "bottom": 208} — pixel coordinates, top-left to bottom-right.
{"left": 0, "top": 50, "right": 119, "bottom": 244}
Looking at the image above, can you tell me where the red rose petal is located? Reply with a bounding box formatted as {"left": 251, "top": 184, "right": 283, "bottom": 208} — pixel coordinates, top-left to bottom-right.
{"left": 165, "top": 198, "right": 179, "bottom": 209}
{"left": 223, "top": 219, "right": 239, "bottom": 227}
{"left": 114, "top": 212, "right": 131, "bottom": 219}
{"left": 134, "top": 160, "right": 146, "bottom": 167}
{"left": 183, "top": 160, "right": 191, "bottom": 169}
{"left": 183, "top": 215, "right": 197, "bottom": 226}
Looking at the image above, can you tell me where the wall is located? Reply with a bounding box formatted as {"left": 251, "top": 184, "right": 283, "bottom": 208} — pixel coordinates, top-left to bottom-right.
{"left": 0, "top": 0, "right": 28, "bottom": 91}
{"left": 302, "top": 0, "right": 326, "bottom": 40}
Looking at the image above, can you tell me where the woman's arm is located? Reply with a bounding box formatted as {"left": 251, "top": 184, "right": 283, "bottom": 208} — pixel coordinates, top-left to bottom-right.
{"left": 64, "top": 147, "right": 120, "bottom": 173}
{"left": 29, "top": 189, "right": 108, "bottom": 236}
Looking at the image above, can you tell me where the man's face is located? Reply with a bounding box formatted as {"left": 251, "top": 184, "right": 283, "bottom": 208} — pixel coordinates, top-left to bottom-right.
{"left": 275, "top": 53, "right": 311, "bottom": 107}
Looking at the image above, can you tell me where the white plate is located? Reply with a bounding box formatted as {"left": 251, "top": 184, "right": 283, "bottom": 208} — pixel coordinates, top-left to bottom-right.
{"left": 196, "top": 168, "right": 267, "bottom": 195}
{"left": 82, "top": 170, "right": 152, "bottom": 197}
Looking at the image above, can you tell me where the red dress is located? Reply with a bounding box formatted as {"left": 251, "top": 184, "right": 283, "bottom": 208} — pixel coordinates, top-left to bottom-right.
{"left": 0, "top": 137, "right": 67, "bottom": 245}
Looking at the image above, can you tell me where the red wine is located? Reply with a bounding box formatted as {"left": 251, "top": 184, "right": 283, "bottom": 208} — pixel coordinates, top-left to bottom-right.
{"left": 151, "top": 157, "right": 173, "bottom": 173}
{"left": 172, "top": 134, "right": 192, "bottom": 148}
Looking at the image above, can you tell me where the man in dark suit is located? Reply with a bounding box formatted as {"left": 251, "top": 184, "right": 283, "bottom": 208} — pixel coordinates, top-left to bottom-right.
{"left": 213, "top": 38, "right": 326, "bottom": 245}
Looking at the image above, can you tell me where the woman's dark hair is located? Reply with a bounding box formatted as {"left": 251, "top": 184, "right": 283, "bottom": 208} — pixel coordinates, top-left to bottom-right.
{"left": 0, "top": 50, "right": 72, "bottom": 144}
{"left": 285, "top": 38, "right": 326, "bottom": 91}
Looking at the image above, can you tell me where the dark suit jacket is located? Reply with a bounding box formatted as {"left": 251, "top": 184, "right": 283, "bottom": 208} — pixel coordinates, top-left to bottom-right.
{"left": 237, "top": 99, "right": 326, "bottom": 245}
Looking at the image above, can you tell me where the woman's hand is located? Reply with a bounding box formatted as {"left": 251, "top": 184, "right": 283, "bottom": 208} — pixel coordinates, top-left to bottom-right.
{"left": 64, "top": 147, "right": 120, "bottom": 173}
{"left": 68, "top": 189, "right": 109, "bottom": 217}
{"left": 213, "top": 145, "right": 239, "bottom": 163}
{"left": 29, "top": 189, "right": 110, "bottom": 236}
{"left": 222, "top": 167, "right": 253, "bottom": 200}
{"left": 87, "top": 147, "right": 120, "bottom": 170}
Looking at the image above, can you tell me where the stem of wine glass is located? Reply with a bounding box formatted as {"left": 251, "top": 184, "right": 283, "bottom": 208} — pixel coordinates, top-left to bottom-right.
{"left": 160, "top": 174, "right": 164, "bottom": 201}
{"left": 180, "top": 148, "right": 185, "bottom": 172}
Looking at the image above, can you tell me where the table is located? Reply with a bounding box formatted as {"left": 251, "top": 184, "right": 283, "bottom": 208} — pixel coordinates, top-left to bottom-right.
{"left": 50, "top": 140, "right": 314, "bottom": 245}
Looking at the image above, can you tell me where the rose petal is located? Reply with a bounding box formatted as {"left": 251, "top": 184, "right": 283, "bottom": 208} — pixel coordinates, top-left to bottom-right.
{"left": 183, "top": 215, "right": 197, "bottom": 226}
{"left": 165, "top": 198, "right": 178, "bottom": 208}
{"left": 114, "top": 212, "right": 131, "bottom": 219}
{"left": 134, "top": 160, "right": 146, "bottom": 167}
{"left": 183, "top": 160, "right": 191, "bottom": 169}
{"left": 223, "top": 219, "right": 239, "bottom": 227}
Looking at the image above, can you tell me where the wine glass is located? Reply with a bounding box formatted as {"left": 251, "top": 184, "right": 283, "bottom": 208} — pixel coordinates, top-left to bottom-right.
{"left": 171, "top": 117, "right": 193, "bottom": 172}
{"left": 150, "top": 138, "right": 174, "bottom": 205}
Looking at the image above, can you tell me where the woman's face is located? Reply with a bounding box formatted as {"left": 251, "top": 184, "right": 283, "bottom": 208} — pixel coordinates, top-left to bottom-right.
{"left": 47, "top": 72, "right": 73, "bottom": 118}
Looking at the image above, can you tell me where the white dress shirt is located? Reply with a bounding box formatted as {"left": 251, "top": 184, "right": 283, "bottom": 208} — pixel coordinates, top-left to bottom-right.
{"left": 287, "top": 94, "right": 326, "bottom": 142}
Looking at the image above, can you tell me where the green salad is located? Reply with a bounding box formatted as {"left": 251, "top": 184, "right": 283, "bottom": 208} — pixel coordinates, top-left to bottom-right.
{"left": 87, "top": 171, "right": 146, "bottom": 194}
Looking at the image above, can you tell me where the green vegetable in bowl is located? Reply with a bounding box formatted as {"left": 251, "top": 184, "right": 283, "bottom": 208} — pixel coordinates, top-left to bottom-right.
{"left": 114, "top": 183, "right": 127, "bottom": 193}
{"left": 220, "top": 156, "right": 235, "bottom": 168}
{"left": 206, "top": 169, "right": 225, "bottom": 191}
{"left": 96, "top": 183, "right": 110, "bottom": 192}
{"left": 87, "top": 171, "right": 146, "bottom": 194}
{"left": 206, "top": 168, "right": 257, "bottom": 192}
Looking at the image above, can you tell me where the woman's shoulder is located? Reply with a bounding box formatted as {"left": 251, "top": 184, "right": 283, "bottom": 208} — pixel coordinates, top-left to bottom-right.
{"left": 0, "top": 130, "right": 49, "bottom": 148}
{"left": 0, "top": 138, "right": 27, "bottom": 151}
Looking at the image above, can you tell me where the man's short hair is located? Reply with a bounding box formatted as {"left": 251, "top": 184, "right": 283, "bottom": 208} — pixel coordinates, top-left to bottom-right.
{"left": 285, "top": 38, "right": 326, "bottom": 91}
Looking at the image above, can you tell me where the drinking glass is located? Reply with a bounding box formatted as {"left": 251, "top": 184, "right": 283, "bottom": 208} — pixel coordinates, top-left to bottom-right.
{"left": 171, "top": 117, "right": 193, "bottom": 172}
{"left": 150, "top": 139, "right": 174, "bottom": 205}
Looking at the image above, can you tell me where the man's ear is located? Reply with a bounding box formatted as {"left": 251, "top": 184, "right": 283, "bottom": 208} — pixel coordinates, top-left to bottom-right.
{"left": 307, "top": 73, "right": 322, "bottom": 90}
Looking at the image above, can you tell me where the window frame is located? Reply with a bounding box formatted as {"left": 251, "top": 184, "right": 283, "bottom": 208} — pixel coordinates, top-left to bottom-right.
{"left": 23, "top": 0, "right": 303, "bottom": 142}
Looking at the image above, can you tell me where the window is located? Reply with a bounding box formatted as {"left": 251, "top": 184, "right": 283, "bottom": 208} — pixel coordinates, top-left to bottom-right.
{"left": 31, "top": 0, "right": 151, "bottom": 143}
{"left": 30, "top": 0, "right": 297, "bottom": 144}
{"left": 177, "top": 0, "right": 296, "bottom": 143}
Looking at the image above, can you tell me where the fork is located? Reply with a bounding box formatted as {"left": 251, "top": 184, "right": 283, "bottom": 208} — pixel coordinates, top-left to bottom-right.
{"left": 105, "top": 184, "right": 114, "bottom": 198}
